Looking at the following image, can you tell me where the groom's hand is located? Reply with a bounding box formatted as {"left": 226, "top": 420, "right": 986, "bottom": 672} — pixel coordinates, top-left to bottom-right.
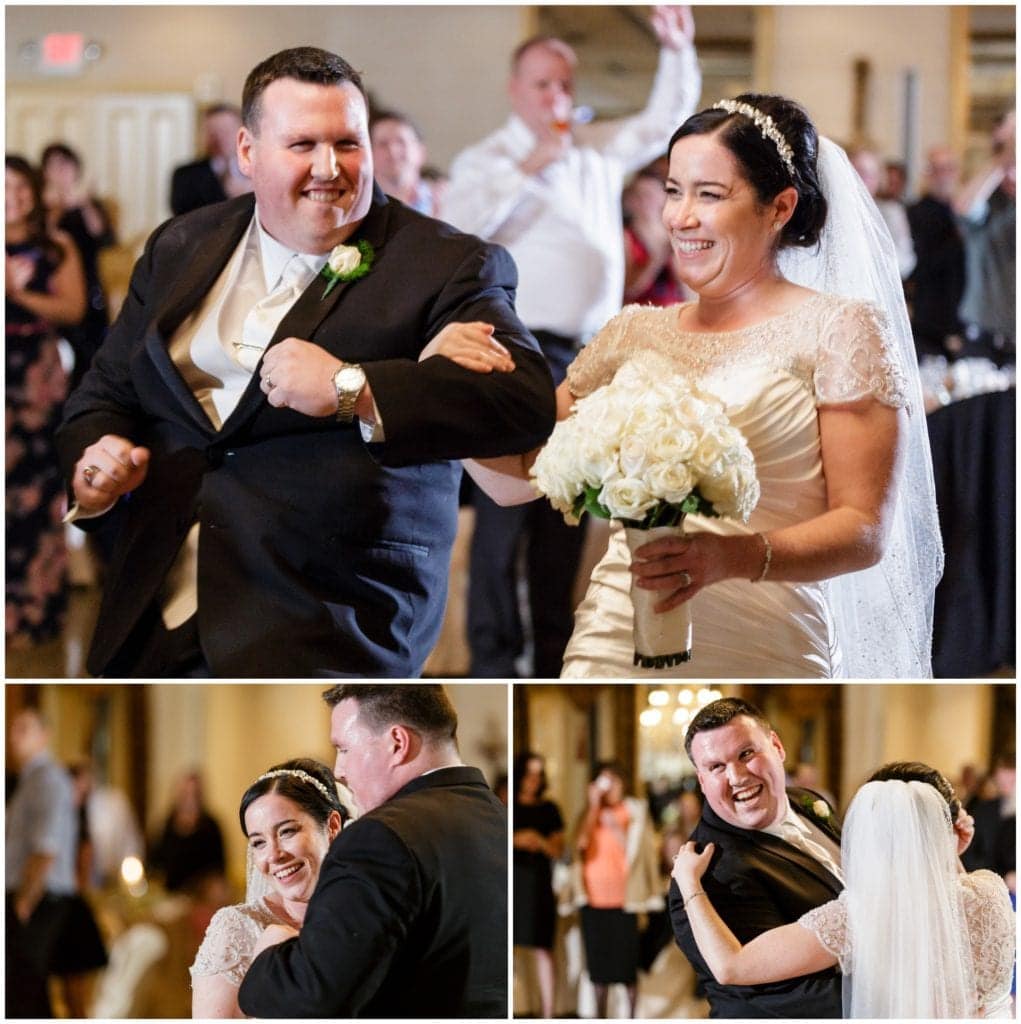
{"left": 72, "top": 434, "right": 151, "bottom": 514}
{"left": 260, "top": 337, "right": 374, "bottom": 420}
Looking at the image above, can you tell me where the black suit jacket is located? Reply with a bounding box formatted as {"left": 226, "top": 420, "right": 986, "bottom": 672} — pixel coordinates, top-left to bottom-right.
{"left": 170, "top": 158, "right": 227, "bottom": 216}
{"left": 236, "top": 766, "right": 507, "bottom": 1018}
{"left": 57, "top": 189, "right": 555, "bottom": 676}
{"left": 670, "top": 788, "right": 843, "bottom": 1019}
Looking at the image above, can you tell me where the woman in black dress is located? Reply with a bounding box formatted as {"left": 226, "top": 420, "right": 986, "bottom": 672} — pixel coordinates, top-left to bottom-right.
{"left": 41, "top": 143, "right": 116, "bottom": 389}
{"left": 513, "top": 751, "right": 564, "bottom": 1018}
{"left": 5, "top": 154, "right": 86, "bottom": 655}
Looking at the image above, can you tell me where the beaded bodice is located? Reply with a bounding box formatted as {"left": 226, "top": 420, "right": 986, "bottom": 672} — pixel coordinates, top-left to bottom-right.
{"left": 189, "top": 898, "right": 283, "bottom": 988}
{"left": 567, "top": 292, "right": 909, "bottom": 412}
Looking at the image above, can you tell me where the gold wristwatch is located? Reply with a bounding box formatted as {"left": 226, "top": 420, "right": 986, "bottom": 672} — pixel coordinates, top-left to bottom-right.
{"left": 332, "top": 363, "right": 366, "bottom": 423}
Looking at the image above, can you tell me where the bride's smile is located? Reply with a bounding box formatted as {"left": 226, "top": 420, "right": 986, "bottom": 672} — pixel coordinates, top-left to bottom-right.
{"left": 245, "top": 791, "right": 339, "bottom": 905}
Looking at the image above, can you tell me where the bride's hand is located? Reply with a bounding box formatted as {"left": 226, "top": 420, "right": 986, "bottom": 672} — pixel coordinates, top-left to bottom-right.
{"left": 672, "top": 840, "right": 714, "bottom": 890}
{"left": 953, "top": 807, "right": 976, "bottom": 857}
{"left": 630, "top": 533, "right": 737, "bottom": 611}
{"left": 252, "top": 922, "right": 299, "bottom": 957}
{"left": 418, "top": 321, "right": 516, "bottom": 374}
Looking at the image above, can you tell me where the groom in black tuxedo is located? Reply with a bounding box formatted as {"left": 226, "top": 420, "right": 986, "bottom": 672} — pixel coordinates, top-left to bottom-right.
{"left": 57, "top": 46, "right": 555, "bottom": 678}
{"left": 670, "top": 698, "right": 844, "bottom": 1018}
{"left": 238, "top": 684, "right": 507, "bottom": 1018}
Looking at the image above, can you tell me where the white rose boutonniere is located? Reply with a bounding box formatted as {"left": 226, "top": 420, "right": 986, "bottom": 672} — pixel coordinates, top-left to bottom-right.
{"left": 801, "top": 794, "right": 831, "bottom": 821}
{"left": 321, "top": 239, "right": 375, "bottom": 297}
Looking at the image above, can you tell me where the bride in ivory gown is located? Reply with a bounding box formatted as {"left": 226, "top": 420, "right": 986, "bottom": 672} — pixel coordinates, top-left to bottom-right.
{"left": 190, "top": 759, "right": 346, "bottom": 1018}
{"left": 425, "top": 93, "right": 941, "bottom": 678}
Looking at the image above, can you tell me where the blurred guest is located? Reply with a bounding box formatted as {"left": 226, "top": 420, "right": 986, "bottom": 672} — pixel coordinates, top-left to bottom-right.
{"left": 54, "top": 760, "right": 109, "bottom": 1017}
{"left": 149, "top": 771, "right": 226, "bottom": 894}
{"left": 494, "top": 771, "right": 509, "bottom": 805}
{"left": 41, "top": 142, "right": 116, "bottom": 389}
{"left": 955, "top": 110, "right": 1016, "bottom": 366}
{"left": 421, "top": 164, "right": 450, "bottom": 213}
{"left": 370, "top": 110, "right": 440, "bottom": 216}
{"left": 908, "top": 145, "right": 966, "bottom": 359}
{"left": 6, "top": 155, "right": 86, "bottom": 657}
{"left": 67, "top": 757, "right": 144, "bottom": 888}
{"left": 882, "top": 159, "right": 909, "bottom": 203}
{"left": 791, "top": 761, "right": 837, "bottom": 808}
{"left": 623, "top": 165, "right": 685, "bottom": 306}
{"left": 958, "top": 762, "right": 983, "bottom": 810}
{"left": 170, "top": 104, "right": 251, "bottom": 216}
{"left": 849, "top": 145, "right": 916, "bottom": 279}
{"left": 570, "top": 762, "right": 662, "bottom": 1018}
{"left": 444, "top": 5, "right": 700, "bottom": 677}
{"left": 5, "top": 707, "right": 78, "bottom": 1018}
{"left": 962, "top": 751, "right": 1016, "bottom": 893}
{"left": 513, "top": 751, "right": 564, "bottom": 1018}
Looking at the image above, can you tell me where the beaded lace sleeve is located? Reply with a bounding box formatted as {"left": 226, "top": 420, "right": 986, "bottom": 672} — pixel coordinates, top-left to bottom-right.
{"left": 798, "top": 895, "right": 851, "bottom": 972}
{"left": 565, "top": 309, "right": 632, "bottom": 398}
{"left": 189, "top": 904, "right": 269, "bottom": 987}
{"left": 813, "top": 298, "right": 910, "bottom": 410}
{"left": 960, "top": 870, "right": 1016, "bottom": 1013}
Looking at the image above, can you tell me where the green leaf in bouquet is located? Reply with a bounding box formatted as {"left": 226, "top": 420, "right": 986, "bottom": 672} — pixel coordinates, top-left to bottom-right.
{"left": 680, "top": 490, "right": 719, "bottom": 518}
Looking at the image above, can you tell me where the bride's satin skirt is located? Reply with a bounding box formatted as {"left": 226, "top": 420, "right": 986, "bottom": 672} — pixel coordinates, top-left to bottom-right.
{"left": 562, "top": 523, "right": 844, "bottom": 678}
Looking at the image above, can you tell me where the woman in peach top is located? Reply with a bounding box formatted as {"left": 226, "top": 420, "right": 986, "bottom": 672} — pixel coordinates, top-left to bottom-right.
{"left": 573, "top": 762, "right": 662, "bottom": 1018}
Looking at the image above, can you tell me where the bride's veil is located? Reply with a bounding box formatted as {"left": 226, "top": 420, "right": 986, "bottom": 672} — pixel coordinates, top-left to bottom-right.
{"left": 779, "top": 137, "right": 943, "bottom": 677}
{"left": 841, "top": 780, "right": 974, "bottom": 1017}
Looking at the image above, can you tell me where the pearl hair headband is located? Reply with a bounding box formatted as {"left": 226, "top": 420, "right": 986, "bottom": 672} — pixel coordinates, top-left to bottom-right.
{"left": 256, "top": 768, "right": 334, "bottom": 801}
{"left": 712, "top": 99, "right": 796, "bottom": 178}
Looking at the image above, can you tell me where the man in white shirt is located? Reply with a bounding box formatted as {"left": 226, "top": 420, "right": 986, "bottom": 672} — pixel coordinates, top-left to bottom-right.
{"left": 443, "top": 6, "right": 701, "bottom": 676}
{"left": 57, "top": 46, "right": 555, "bottom": 678}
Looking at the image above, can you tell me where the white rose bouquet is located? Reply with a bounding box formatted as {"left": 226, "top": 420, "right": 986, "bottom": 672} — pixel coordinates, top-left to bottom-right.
{"left": 531, "top": 359, "right": 759, "bottom": 667}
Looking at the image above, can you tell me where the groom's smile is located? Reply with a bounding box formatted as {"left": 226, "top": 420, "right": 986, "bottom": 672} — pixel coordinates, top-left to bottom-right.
{"left": 238, "top": 76, "right": 374, "bottom": 255}
{"left": 691, "top": 714, "right": 788, "bottom": 830}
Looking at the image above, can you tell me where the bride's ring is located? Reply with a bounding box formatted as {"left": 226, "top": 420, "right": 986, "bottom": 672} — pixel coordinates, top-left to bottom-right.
{"left": 265, "top": 376, "right": 274, "bottom": 390}
{"left": 678, "top": 571, "right": 693, "bottom": 588}
{"left": 82, "top": 464, "right": 101, "bottom": 485}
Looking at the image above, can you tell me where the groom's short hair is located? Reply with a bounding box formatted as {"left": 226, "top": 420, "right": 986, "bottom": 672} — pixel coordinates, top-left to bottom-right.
{"left": 322, "top": 684, "right": 458, "bottom": 744}
{"left": 242, "top": 47, "right": 366, "bottom": 131}
{"left": 684, "top": 697, "right": 774, "bottom": 760}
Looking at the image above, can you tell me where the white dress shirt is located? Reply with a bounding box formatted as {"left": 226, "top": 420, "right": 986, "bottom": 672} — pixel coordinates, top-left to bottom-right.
{"left": 443, "top": 44, "right": 700, "bottom": 341}
{"left": 763, "top": 798, "right": 844, "bottom": 884}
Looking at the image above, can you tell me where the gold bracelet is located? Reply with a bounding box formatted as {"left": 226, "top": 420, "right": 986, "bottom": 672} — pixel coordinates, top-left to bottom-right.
{"left": 752, "top": 532, "right": 772, "bottom": 582}
{"left": 684, "top": 889, "right": 707, "bottom": 905}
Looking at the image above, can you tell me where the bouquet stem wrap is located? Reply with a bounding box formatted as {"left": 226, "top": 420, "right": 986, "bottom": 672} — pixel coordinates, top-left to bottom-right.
{"left": 625, "top": 522, "right": 693, "bottom": 669}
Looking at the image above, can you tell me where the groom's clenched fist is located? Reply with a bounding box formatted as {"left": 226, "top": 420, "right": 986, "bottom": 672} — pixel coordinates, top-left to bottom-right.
{"left": 73, "top": 434, "right": 150, "bottom": 514}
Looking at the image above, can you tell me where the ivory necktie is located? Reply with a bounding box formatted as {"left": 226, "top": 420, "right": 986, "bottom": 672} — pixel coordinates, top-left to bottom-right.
{"left": 233, "top": 254, "right": 316, "bottom": 371}
{"left": 781, "top": 820, "right": 844, "bottom": 883}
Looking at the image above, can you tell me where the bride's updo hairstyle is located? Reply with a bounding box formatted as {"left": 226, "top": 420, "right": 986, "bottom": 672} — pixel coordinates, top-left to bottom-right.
{"left": 239, "top": 757, "right": 349, "bottom": 836}
{"left": 867, "top": 761, "right": 962, "bottom": 822}
{"left": 668, "top": 93, "right": 828, "bottom": 250}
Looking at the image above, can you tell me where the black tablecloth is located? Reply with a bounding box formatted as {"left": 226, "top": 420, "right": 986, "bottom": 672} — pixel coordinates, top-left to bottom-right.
{"left": 927, "top": 389, "right": 1015, "bottom": 677}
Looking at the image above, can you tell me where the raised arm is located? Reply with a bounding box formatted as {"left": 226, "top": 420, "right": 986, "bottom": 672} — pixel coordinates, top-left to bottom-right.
{"left": 578, "top": 6, "right": 701, "bottom": 173}
{"left": 671, "top": 841, "right": 837, "bottom": 986}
